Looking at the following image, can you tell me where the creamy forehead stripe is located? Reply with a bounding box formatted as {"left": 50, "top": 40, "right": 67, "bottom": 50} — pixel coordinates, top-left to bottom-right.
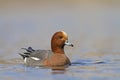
{"left": 61, "top": 31, "right": 68, "bottom": 37}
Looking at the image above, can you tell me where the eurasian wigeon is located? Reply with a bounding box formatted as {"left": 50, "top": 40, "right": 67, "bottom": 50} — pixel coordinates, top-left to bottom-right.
{"left": 19, "top": 31, "right": 73, "bottom": 67}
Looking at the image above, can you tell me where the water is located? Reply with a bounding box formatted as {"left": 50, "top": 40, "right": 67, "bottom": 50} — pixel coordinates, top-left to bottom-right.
{"left": 0, "top": 0, "right": 120, "bottom": 80}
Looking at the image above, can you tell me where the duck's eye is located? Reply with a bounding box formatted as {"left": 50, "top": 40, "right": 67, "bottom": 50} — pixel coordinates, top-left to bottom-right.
{"left": 59, "top": 36, "right": 63, "bottom": 39}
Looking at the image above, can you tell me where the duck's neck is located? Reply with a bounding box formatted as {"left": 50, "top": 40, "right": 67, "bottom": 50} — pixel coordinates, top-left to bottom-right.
{"left": 51, "top": 45, "right": 65, "bottom": 54}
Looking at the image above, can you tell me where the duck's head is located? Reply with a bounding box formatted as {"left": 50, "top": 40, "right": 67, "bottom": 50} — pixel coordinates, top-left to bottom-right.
{"left": 51, "top": 31, "right": 73, "bottom": 53}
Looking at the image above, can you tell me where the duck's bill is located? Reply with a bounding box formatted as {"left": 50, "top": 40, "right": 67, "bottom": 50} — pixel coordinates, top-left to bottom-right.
{"left": 64, "top": 40, "right": 74, "bottom": 47}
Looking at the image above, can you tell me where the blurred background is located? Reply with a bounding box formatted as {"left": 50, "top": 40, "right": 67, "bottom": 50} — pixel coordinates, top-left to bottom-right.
{"left": 0, "top": 0, "right": 120, "bottom": 62}
{"left": 0, "top": 0, "right": 120, "bottom": 80}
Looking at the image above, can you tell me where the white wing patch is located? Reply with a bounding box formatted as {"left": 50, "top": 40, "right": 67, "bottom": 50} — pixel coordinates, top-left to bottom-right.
{"left": 24, "top": 58, "right": 27, "bottom": 63}
{"left": 31, "top": 57, "right": 40, "bottom": 61}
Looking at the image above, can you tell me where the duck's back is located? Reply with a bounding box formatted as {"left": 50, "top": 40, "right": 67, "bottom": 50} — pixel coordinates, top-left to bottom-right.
{"left": 19, "top": 47, "right": 53, "bottom": 66}
{"left": 30, "top": 50, "right": 52, "bottom": 60}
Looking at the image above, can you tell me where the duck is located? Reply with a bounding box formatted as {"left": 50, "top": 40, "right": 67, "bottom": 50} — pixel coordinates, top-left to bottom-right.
{"left": 19, "top": 31, "right": 73, "bottom": 67}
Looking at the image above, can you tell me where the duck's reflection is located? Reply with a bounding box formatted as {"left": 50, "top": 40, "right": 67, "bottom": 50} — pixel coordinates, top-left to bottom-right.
{"left": 51, "top": 66, "right": 68, "bottom": 74}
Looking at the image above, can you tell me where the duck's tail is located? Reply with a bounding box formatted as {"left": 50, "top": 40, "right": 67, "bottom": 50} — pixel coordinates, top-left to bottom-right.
{"left": 21, "top": 47, "right": 35, "bottom": 52}
{"left": 19, "top": 47, "right": 35, "bottom": 59}
{"left": 18, "top": 53, "right": 29, "bottom": 59}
